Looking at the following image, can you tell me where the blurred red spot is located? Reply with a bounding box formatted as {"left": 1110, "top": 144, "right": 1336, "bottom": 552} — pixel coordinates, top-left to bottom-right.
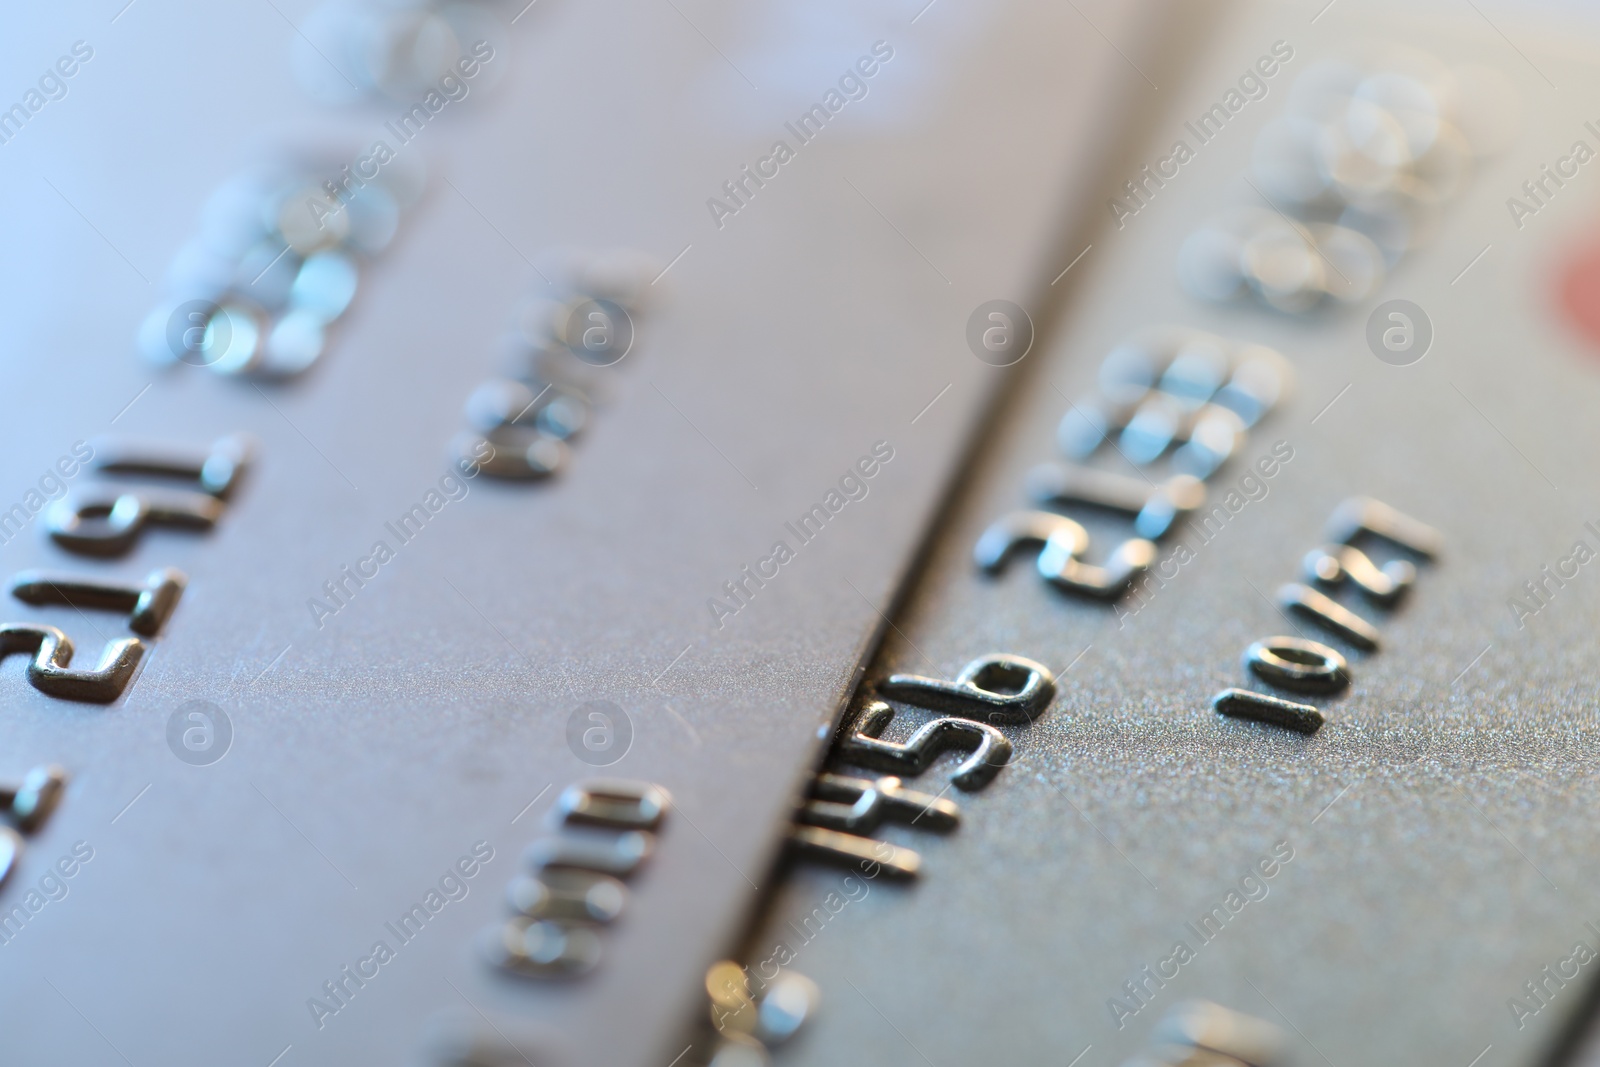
{"left": 1560, "top": 238, "right": 1600, "bottom": 350}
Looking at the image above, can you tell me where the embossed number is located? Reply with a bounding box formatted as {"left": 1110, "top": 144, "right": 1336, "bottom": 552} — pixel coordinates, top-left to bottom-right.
{"left": 0, "top": 624, "right": 143, "bottom": 704}
{"left": 839, "top": 701, "right": 1012, "bottom": 791}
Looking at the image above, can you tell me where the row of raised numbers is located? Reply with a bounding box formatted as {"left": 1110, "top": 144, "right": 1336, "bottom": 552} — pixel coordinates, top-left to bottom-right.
{"left": 977, "top": 328, "right": 1292, "bottom": 600}
{"left": 0, "top": 436, "right": 253, "bottom": 899}
{"left": 1213, "top": 496, "right": 1440, "bottom": 733}
{"left": 790, "top": 653, "right": 1058, "bottom": 880}
{"left": 453, "top": 252, "right": 657, "bottom": 480}
{"left": 479, "top": 779, "right": 669, "bottom": 978}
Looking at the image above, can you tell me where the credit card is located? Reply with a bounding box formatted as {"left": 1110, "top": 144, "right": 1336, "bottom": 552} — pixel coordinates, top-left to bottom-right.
{"left": 727, "top": 3, "right": 1600, "bottom": 1065}
{"left": 0, "top": 1, "right": 1156, "bottom": 1064}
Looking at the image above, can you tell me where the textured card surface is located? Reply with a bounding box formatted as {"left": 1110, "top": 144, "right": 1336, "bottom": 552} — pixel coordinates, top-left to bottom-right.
{"left": 0, "top": 2, "right": 1154, "bottom": 1064}
{"left": 734, "top": 3, "right": 1600, "bottom": 1065}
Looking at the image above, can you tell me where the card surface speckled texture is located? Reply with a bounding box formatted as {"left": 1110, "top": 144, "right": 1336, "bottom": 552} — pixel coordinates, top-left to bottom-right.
{"left": 8, "top": 1, "right": 1600, "bottom": 1065}
{"left": 0, "top": 1, "right": 1152, "bottom": 1064}
{"left": 733, "top": 3, "right": 1600, "bottom": 1066}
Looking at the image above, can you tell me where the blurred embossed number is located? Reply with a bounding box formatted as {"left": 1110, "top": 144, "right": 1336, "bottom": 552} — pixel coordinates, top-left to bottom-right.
{"left": 565, "top": 700, "right": 632, "bottom": 766}
{"left": 1365, "top": 298, "right": 1432, "bottom": 366}
{"left": 48, "top": 434, "right": 253, "bottom": 558}
{"left": 965, "top": 299, "right": 1034, "bottom": 367}
{"left": 166, "top": 699, "right": 232, "bottom": 766}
